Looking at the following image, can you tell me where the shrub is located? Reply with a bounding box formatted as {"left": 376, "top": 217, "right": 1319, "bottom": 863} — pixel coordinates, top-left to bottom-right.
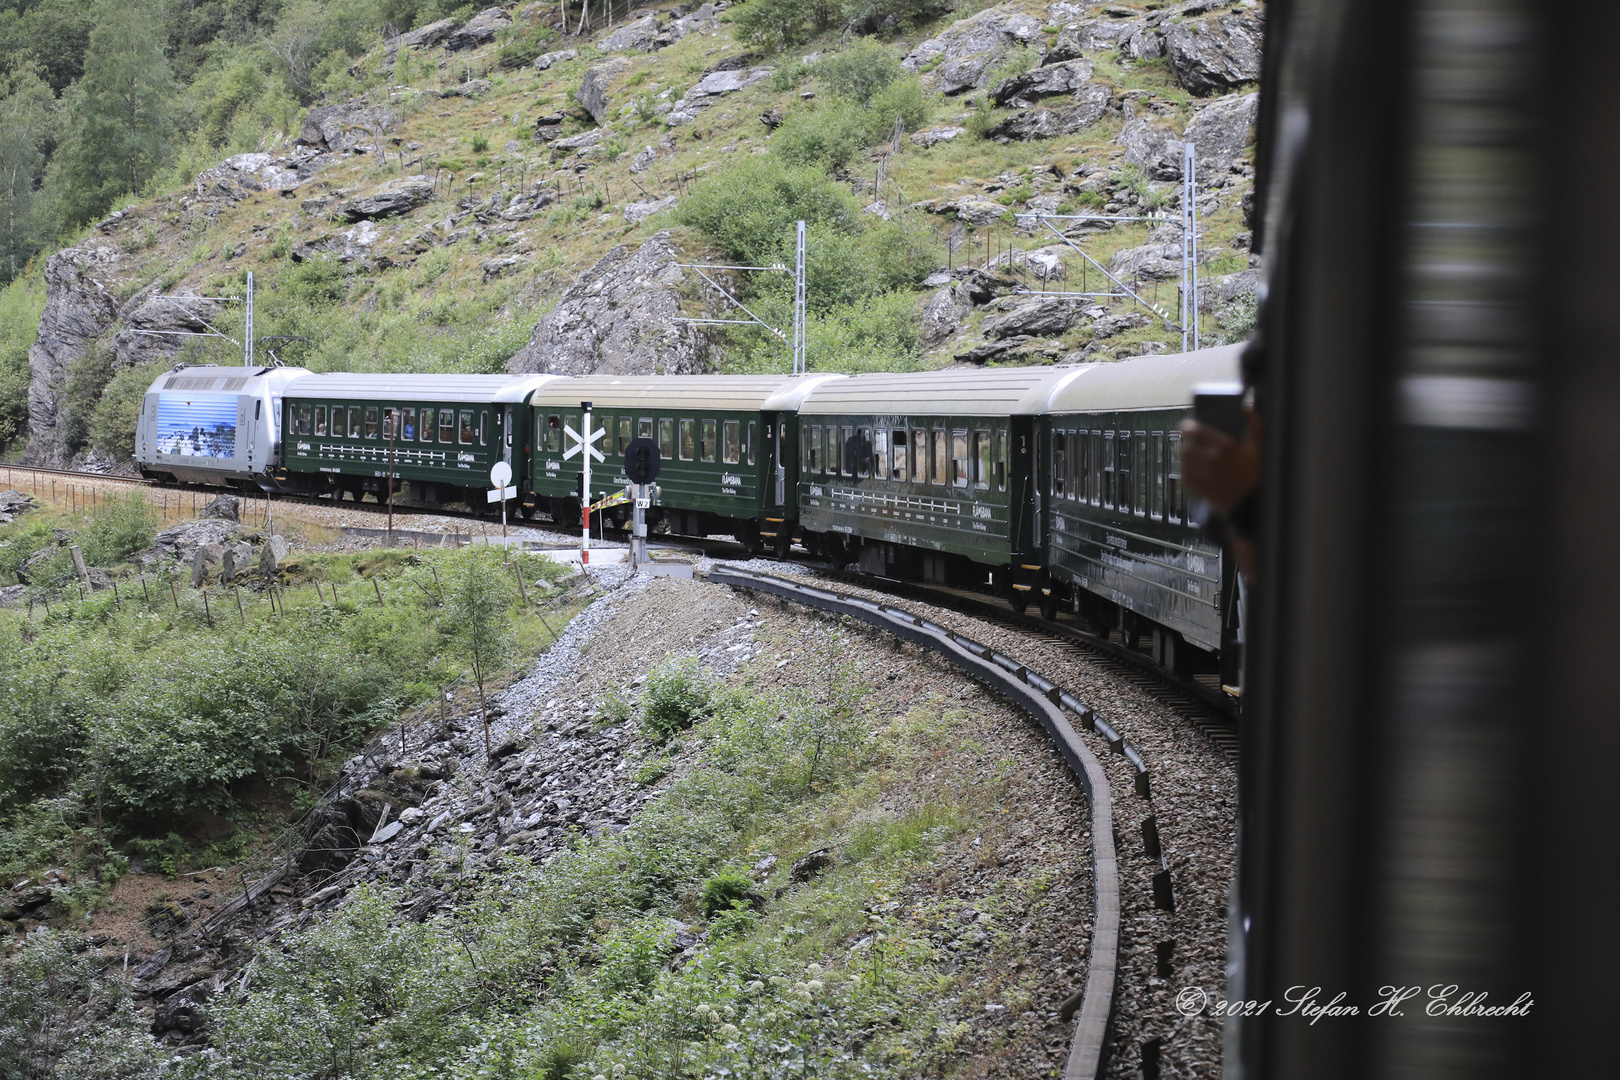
{"left": 730, "top": 0, "right": 841, "bottom": 51}
{"left": 700, "top": 868, "right": 756, "bottom": 918}
{"left": 815, "top": 38, "right": 902, "bottom": 106}
{"left": 59, "top": 336, "right": 115, "bottom": 452}
{"left": 770, "top": 103, "right": 869, "bottom": 170}
{"left": 76, "top": 490, "right": 158, "bottom": 566}
{"left": 639, "top": 656, "right": 715, "bottom": 742}
{"left": 0, "top": 271, "right": 45, "bottom": 453}
{"left": 497, "top": 25, "right": 554, "bottom": 69}
{"left": 282, "top": 255, "right": 349, "bottom": 305}
{"left": 676, "top": 158, "right": 859, "bottom": 266}
{"left": 842, "top": 0, "right": 952, "bottom": 33}
{"left": 471, "top": 135, "right": 490, "bottom": 153}
{"left": 0, "top": 930, "right": 163, "bottom": 1078}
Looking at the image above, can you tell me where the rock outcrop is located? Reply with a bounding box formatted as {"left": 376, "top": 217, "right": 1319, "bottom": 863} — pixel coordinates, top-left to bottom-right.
{"left": 990, "top": 84, "right": 1112, "bottom": 141}
{"left": 904, "top": 5, "right": 1044, "bottom": 95}
{"left": 579, "top": 57, "right": 631, "bottom": 125}
{"left": 982, "top": 296, "right": 1088, "bottom": 340}
{"left": 23, "top": 244, "right": 122, "bottom": 466}
{"left": 1183, "top": 91, "right": 1259, "bottom": 177}
{"left": 506, "top": 230, "right": 715, "bottom": 377}
{"left": 193, "top": 152, "right": 324, "bottom": 199}
{"left": 111, "top": 292, "right": 223, "bottom": 372}
{"left": 992, "top": 58, "right": 1094, "bottom": 107}
{"left": 336, "top": 175, "right": 436, "bottom": 221}
{"left": 665, "top": 67, "right": 773, "bottom": 126}
{"left": 597, "top": 15, "right": 659, "bottom": 53}
{"left": 1118, "top": 115, "right": 1185, "bottom": 180}
{"left": 444, "top": 7, "right": 512, "bottom": 51}
{"left": 298, "top": 103, "right": 398, "bottom": 151}
{"left": 1164, "top": 8, "right": 1265, "bottom": 96}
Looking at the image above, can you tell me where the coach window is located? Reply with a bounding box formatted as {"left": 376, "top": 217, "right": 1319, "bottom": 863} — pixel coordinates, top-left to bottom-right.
{"left": 342, "top": 408, "right": 357, "bottom": 438}
{"left": 723, "top": 420, "right": 741, "bottom": 464}
{"left": 853, "top": 428, "right": 871, "bottom": 478}
{"left": 928, "top": 430, "right": 945, "bottom": 486}
{"left": 700, "top": 419, "right": 717, "bottom": 462}
{"left": 679, "top": 419, "right": 696, "bottom": 460}
{"left": 806, "top": 424, "right": 821, "bottom": 472}
{"left": 617, "top": 417, "right": 632, "bottom": 454}
{"left": 971, "top": 430, "right": 991, "bottom": 489}
{"left": 994, "top": 429, "right": 1007, "bottom": 491}
{"left": 455, "top": 411, "right": 471, "bottom": 444}
{"left": 747, "top": 422, "right": 757, "bottom": 465}
{"left": 313, "top": 406, "right": 327, "bottom": 437}
{"left": 1150, "top": 432, "right": 1165, "bottom": 519}
{"left": 383, "top": 408, "right": 395, "bottom": 440}
{"left": 296, "top": 404, "right": 311, "bottom": 435}
{"left": 1132, "top": 431, "right": 1147, "bottom": 515}
{"left": 950, "top": 431, "right": 970, "bottom": 488}
{"left": 1119, "top": 430, "right": 1136, "bottom": 510}
{"left": 659, "top": 418, "right": 676, "bottom": 460}
{"left": 363, "top": 407, "right": 378, "bottom": 439}
{"left": 872, "top": 428, "right": 889, "bottom": 480}
{"left": 1102, "top": 431, "right": 1116, "bottom": 507}
{"left": 1052, "top": 432, "right": 1067, "bottom": 498}
{"left": 436, "top": 409, "right": 453, "bottom": 443}
{"left": 1166, "top": 432, "right": 1184, "bottom": 524}
{"left": 639, "top": 417, "right": 654, "bottom": 440}
{"left": 885, "top": 429, "right": 905, "bottom": 481}
{"left": 478, "top": 411, "right": 489, "bottom": 446}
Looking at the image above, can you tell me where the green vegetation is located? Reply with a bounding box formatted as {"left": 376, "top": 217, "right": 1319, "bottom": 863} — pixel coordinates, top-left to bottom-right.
{"left": 0, "top": 529, "right": 569, "bottom": 911}
{"left": 639, "top": 655, "right": 717, "bottom": 743}
{"left": 0, "top": 268, "right": 43, "bottom": 454}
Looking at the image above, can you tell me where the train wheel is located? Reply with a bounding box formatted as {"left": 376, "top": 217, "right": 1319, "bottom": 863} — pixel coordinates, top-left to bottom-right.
{"left": 772, "top": 527, "right": 793, "bottom": 558}
{"left": 1039, "top": 576, "right": 1060, "bottom": 621}
{"left": 1010, "top": 589, "right": 1032, "bottom": 614}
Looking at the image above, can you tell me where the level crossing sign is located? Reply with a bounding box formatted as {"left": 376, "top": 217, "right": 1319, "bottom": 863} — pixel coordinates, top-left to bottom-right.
{"left": 563, "top": 402, "right": 605, "bottom": 562}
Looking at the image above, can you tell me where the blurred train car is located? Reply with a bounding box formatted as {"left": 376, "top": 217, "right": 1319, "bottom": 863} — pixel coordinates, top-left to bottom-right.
{"left": 1228, "top": 0, "right": 1619, "bottom": 1077}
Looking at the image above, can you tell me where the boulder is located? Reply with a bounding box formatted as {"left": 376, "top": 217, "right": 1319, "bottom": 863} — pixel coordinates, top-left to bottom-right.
{"left": 687, "top": 67, "right": 773, "bottom": 97}
{"left": 992, "top": 58, "right": 1094, "bottom": 107}
{"left": 628, "top": 144, "right": 658, "bottom": 173}
{"left": 1183, "top": 91, "right": 1259, "bottom": 177}
{"left": 1044, "top": 16, "right": 1141, "bottom": 62}
{"left": 112, "top": 291, "right": 225, "bottom": 371}
{"left": 982, "top": 296, "right": 1088, "bottom": 340}
{"left": 0, "top": 490, "right": 36, "bottom": 516}
{"left": 909, "top": 125, "right": 965, "bottom": 148}
{"left": 439, "top": 78, "right": 492, "bottom": 98}
{"left": 664, "top": 2, "right": 719, "bottom": 42}
{"left": 152, "top": 980, "right": 215, "bottom": 1035}
{"left": 200, "top": 494, "right": 240, "bottom": 522}
{"left": 624, "top": 195, "right": 677, "bottom": 224}
{"left": 790, "top": 848, "right": 834, "bottom": 883}
{"left": 0, "top": 585, "right": 24, "bottom": 608}
{"left": 259, "top": 534, "right": 289, "bottom": 576}
{"left": 597, "top": 14, "right": 659, "bottom": 53}
{"left": 1200, "top": 267, "right": 1260, "bottom": 313}
{"left": 920, "top": 286, "right": 973, "bottom": 346}
{"left": 579, "top": 57, "right": 631, "bottom": 125}
{"left": 953, "top": 198, "right": 1011, "bottom": 227}
{"left": 388, "top": 17, "right": 458, "bottom": 51}
{"left": 903, "top": 5, "right": 1044, "bottom": 95}
{"left": 17, "top": 547, "right": 58, "bottom": 584}
{"left": 138, "top": 518, "right": 239, "bottom": 572}
{"left": 1109, "top": 228, "right": 1184, "bottom": 281}
{"left": 990, "top": 84, "right": 1112, "bottom": 140}
{"left": 481, "top": 255, "right": 529, "bottom": 282}
{"left": 299, "top": 103, "right": 398, "bottom": 151}
{"left": 1093, "top": 311, "right": 1153, "bottom": 338}
{"left": 193, "top": 151, "right": 325, "bottom": 199}
{"left": 533, "top": 48, "right": 578, "bottom": 70}
{"left": 444, "top": 7, "right": 512, "bottom": 51}
{"left": 1165, "top": 10, "right": 1264, "bottom": 96}
{"left": 1118, "top": 116, "right": 1184, "bottom": 180}
{"left": 337, "top": 175, "right": 435, "bottom": 221}
{"left": 506, "top": 229, "right": 715, "bottom": 377}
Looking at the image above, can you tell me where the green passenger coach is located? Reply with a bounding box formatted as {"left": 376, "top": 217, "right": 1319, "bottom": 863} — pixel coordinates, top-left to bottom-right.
{"left": 276, "top": 374, "right": 561, "bottom": 507}
{"left": 524, "top": 375, "right": 843, "bottom": 552}
{"left": 795, "top": 367, "right": 1087, "bottom": 591}
{"left": 1040, "top": 345, "right": 1243, "bottom": 679}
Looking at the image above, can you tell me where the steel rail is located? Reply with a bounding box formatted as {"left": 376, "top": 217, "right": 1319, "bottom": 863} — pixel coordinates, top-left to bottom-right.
{"left": 707, "top": 567, "right": 1122, "bottom": 1080}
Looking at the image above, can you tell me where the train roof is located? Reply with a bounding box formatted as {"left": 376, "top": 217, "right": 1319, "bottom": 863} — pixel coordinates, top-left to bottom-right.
{"left": 1045, "top": 344, "right": 1245, "bottom": 413}
{"left": 526, "top": 374, "right": 845, "bottom": 412}
{"left": 282, "top": 372, "right": 565, "bottom": 404}
{"left": 147, "top": 364, "right": 310, "bottom": 393}
{"left": 798, "top": 366, "right": 1088, "bottom": 416}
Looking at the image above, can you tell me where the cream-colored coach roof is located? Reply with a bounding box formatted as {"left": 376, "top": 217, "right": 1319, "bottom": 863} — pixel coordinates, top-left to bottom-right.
{"left": 1045, "top": 344, "right": 1244, "bottom": 414}
{"left": 282, "top": 373, "right": 565, "bottom": 404}
{"left": 527, "top": 374, "right": 844, "bottom": 412}
{"left": 799, "top": 366, "right": 1089, "bottom": 417}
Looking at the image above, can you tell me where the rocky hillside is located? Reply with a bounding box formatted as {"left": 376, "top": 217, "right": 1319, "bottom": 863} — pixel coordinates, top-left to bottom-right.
{"left": 5, "top": 0, "right": 1262, "bottom": 469}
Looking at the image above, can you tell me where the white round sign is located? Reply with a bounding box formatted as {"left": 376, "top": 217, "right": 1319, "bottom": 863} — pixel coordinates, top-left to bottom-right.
{"left": 489, "top": 461, "right": 512, "bottom": 488}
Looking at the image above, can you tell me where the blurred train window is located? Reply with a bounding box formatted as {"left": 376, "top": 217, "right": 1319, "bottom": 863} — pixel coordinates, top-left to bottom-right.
{"left": 365, "top": 408, "right": 379, "bottom": 439}
{"left": 854, "top": 427, "right": 871, "bottom": 477}
{"left": 618, "top": 418, "right": 631, "bottom": 455}
{"left": 951, "top": 431, "right": 969, "bottom": 488}
{"left": 401, "top": 409, "right": 416, "bottom": 440}
{"left": 834, "top": 426, "right": 849, "bottom": 476}
{"left": 1118, "top": 431, "right": 1134, "bottom": 510}
{"left": 701, "top": 420, "right": 716, "bottom": 463}
{"left": 1088, "top": 431, "right": 1102, "bottom": 504}
{"left": 1150, "top": 431, "right": 1165, "bottom": 519}
{"left": 541, "top": 415, "right": 556, "bottom": 452}
{"left": 382, "top": 408, "right": 395, "bottom": 440}
{"left": 873, "top": 429, "right": 889, "bottom": 479}
{"left": 659, "top": 418, "right": 675, "bottom": 460}
{"left": 974, "top": 430, "right": 992, "bottom": 489}
{"left": 314, "top": 406, "right": 327, "bottom": 436}
{"left": 440, "top": 410, "right": 455, "bottom": 443}
{"left": 723, "top": 420, "right": 741, "bottom": 464}
{"left": 456, "top": 411, "right": 472, "bottom": 444}
{"left": 679, "top": 419, "right": 696, "bottom": 461}
{"left": 933, "top": 430, "right": 948, "bottom": 485}
{"left": 995, "top": 429, "right": 1007, "bottom": 491}
{"left": 1103, "top": 431, "right": 1116, "bottom": 507}
{"left": 806, "top": 425, "right": 820, "bottom": 472}
{"left": 420, "top": 409, "right": 433, "bottom": 443}
{"left": 915, "top": 429, "right": 929, "bottom": 482}
{"left": 1053, "top": 432, "right": 1067, "bottom": 498}
{"left": 343, "top": 409, "right": 358, "bottom": 438}
{"left": 747, "top": 422, "right": 756, "bottom": 465}
{"left": 481, "top": 411, "right": 490, "bottom": 446}
{"left": 296, "top": 405, "right": 311, "bottom": 435}
{"left": 892, "top": 429, "right": 909, "bottom": 481}
{"left": 639, "top": 417, "right": 654, "bottom": 440}
{"left": 1166, "top": 432, "right": 1183, "bottom": 524}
